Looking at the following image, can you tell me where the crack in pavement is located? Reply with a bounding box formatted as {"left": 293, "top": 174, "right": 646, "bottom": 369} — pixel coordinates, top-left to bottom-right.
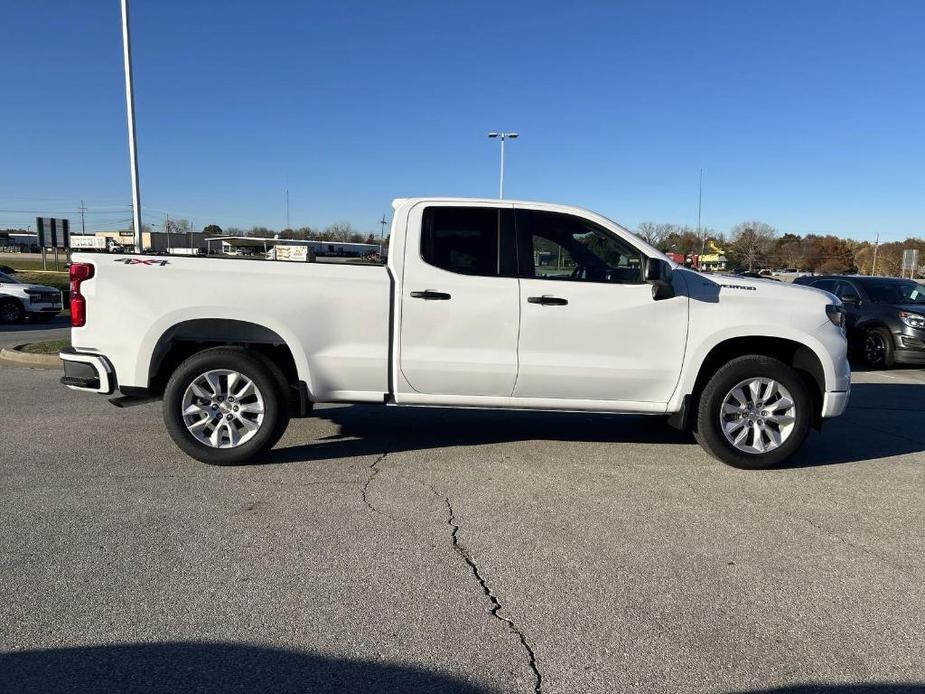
{"left": 433, "top": 488, "right": 543, "bottom": 694}
{"left": 803, "top": 516, "right": 913, "bottom": 578}
{"left": 360, "top": 452, "right": 390, "bottom": 516}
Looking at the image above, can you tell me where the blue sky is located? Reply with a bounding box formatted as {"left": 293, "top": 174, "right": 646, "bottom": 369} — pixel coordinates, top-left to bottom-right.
{"left": 2, "top": 1, "right": 923, "bottom": 240}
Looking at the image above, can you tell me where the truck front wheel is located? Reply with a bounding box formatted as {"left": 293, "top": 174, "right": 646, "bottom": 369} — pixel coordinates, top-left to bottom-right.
{"left": 163, "top": 347, "right": 290, "bottom": 465}
{"left": 694, "top": 355, "right": 812, "bottom": 469}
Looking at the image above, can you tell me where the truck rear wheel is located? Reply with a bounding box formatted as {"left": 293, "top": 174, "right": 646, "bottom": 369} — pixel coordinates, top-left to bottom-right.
{"left": 694, "top": 355, "right": 812, "bottom": 469}
{"left": 163, "top": 347, "right": 290, "bottom": 465}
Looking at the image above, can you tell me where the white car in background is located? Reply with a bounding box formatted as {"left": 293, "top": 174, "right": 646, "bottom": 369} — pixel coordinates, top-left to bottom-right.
{"left": 0, "top": 271, "right": 63, "bottom": 324}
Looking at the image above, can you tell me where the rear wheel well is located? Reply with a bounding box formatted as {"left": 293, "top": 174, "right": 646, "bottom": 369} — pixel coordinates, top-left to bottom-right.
{"left": 147, "top": 320, "right": 301, "bottom": 409}
{"left": 691, "top": 337, "right": 825, "bottom": 428}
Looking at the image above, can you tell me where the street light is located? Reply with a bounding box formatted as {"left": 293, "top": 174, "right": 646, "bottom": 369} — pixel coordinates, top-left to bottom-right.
{"left": 488, "top": 131, "right": 518, "bottom": 199}
{"left": 120, "top": 0, "right": 143, "bottom": 252}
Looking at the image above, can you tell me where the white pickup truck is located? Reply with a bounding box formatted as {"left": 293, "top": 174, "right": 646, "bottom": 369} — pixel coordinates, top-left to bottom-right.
{"left": 59, "top": 198, "right": 850, "bottom": 469}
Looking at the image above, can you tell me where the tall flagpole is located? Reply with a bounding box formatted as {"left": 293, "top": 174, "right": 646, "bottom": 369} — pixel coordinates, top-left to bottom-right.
{"left": 121, "top": 0, "right": 143, "bottom": 252}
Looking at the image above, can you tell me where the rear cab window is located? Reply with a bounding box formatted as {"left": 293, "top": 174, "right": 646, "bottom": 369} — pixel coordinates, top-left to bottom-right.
{"left": 420, "top": 206, "right": 515, "bottom": 277}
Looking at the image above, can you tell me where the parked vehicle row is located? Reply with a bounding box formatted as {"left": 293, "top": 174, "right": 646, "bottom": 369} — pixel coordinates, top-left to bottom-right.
{"left": 0, "top": 270, "right": 62, "bottom": 324}
{"left": 793, "top": 274, "right": 925, "bottom": 368}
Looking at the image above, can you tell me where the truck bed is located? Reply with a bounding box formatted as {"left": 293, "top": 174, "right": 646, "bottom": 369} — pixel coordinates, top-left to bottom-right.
{"left": 71, "top": 253, "right": 391, "bottom": 401}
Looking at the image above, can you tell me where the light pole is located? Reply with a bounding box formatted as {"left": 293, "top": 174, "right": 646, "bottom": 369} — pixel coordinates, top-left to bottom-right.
{"left": 488, "top": 131, "right": 518, "bottom": 199}
{"left": 120, "top": 0, "right": 143, "bottom": 252}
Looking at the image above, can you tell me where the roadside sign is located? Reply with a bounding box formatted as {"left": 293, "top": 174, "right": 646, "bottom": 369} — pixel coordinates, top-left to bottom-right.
{"left": 36, "top": 217, "right": 70, "bottom": 249}
{"left": 275, "top": 244, "right": 310, "bottom": 262}
{"left": 902, "top": 249, "right": 919, "bottom": 277}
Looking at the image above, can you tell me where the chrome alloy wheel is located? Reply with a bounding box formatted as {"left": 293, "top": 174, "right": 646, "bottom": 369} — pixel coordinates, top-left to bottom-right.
{"left": 180, "top": 369, "right": 265, "bottom": 448}
{"left": 719, "top": 377, "right": 796, "bottom": 454}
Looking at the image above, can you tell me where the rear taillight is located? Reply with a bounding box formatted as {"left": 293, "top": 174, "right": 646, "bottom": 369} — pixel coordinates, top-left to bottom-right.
{"left": 69, "top": 263, "right": 94, "bottom": 327}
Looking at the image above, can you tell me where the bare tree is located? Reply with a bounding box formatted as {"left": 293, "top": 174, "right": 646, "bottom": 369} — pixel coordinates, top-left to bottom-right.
{"left": 324, "top": 222, "right": 356, "bottom": 242}
{"left": 727, "top": 221, "right": 777, "bottom": 271}
{"left": 636, "top": 222, "right": 674, "bottom": 248}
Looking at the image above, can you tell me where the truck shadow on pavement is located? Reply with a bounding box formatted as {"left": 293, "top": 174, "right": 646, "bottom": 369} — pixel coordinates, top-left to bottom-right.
{"left": 725, "top": 687, "right": 924, "bottom": 694}
{"left": 0, "top": 642, "right": 495, "bottom": 694}
{"left": 2, "top": 643, "right": 921, "bottom": 694}
{"left": 268, "top": 382, "right": 924, "bottom": 469}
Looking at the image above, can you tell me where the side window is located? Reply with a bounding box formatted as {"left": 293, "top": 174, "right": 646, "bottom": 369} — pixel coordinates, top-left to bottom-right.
{"left": 811, "top": 279, "right": 836, "bottom": 293}
{"left": 421, "top": 206, "right": 513, "bottom": 277}
{"left": 835, "top": 282, "right": 860, "bottom": 302}
{"left": 516, "top": 209, "right": 643, "bottom": 284}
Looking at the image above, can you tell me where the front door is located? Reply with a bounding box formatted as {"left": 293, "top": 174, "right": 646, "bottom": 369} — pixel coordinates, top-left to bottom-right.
{"left": 398, "top": 204, "right": 520, "bottom": 397}
{"left": 513, "top": 208, "right": 688, "bottom": 404}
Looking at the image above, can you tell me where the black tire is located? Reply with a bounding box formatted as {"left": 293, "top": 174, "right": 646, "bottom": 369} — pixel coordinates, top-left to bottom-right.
{"left": 862, "top": 327, "right": 895, "bottom": 369}
{"left": 0, "top": 298, "right": 24, "bottom": 324}
{"left": 163, "top": 347, "right": 291, "bottom": 465}
{"left": 694, "top": 355, "right": 813, "bottom": 470}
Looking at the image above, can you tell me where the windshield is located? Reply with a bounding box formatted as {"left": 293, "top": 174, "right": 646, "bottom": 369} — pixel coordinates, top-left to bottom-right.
{"left": 864, "top": 280, "right": 925, "bottom": 305}
{"left": 0, "top": 272, "right": 20, "bottom": 284}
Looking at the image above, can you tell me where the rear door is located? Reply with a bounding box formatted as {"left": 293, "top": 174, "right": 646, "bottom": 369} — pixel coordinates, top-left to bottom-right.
{"left": 513, "top": 208, "right": 688, "bottom": 404}
{"left": 398, "top": 203, "right": 520, "bottom": 397}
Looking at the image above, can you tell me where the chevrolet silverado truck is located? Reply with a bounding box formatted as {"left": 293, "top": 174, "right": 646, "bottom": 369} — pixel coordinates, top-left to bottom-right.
{"left": 59, "top": 198, "right": 850, "bottom": 469}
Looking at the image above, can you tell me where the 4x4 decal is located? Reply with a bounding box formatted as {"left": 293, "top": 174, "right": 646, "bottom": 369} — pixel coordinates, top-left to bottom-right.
{"left": 114, "top": 258, "right": 169, "bottom": 266}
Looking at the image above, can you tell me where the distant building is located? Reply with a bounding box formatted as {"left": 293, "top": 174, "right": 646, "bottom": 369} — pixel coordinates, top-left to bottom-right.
{"left": 0, "top": 232, "right": 39, "bottom": 251}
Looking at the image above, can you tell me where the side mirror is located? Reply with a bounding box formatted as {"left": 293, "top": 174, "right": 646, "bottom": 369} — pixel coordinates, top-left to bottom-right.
{"left": 651, "top": 279, "right": 675, "bottom": 301}
{"left": 644, "top": 256, "right": 667, "bottom": 282}
{"left": 645, "top": 257, "right": 675, "bottom": 301}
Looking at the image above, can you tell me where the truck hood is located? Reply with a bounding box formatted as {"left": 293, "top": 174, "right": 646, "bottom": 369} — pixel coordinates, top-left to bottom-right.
{"left": 676, "top": 269, "right": 837, "bottom": 304}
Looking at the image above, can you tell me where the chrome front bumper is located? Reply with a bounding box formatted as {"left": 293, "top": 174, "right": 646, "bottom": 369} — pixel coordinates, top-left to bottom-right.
{"left": 821, "top": 383, "right": 851, "bottom": 418}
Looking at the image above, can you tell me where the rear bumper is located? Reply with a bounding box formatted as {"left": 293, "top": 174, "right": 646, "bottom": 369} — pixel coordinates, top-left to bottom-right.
{"left": 59, "top": 348, "right": 115, "bottom": 394}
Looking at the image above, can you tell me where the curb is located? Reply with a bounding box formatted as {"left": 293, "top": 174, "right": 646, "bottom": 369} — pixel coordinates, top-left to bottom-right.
{"left": 0, "top": 345, "right": 61, "bottom": 367}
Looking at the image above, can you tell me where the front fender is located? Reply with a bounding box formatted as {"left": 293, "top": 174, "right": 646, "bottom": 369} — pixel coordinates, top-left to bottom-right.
{"left": 668, "top": 321, "right": 847, "bottom": 411}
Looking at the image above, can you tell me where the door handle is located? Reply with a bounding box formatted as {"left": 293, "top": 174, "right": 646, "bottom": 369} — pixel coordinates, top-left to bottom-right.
{"left": 527, "top": 295, "right": 568, "bottom": 306}
{"left": 410, "top": 290, "right": 451, "bottom": 300}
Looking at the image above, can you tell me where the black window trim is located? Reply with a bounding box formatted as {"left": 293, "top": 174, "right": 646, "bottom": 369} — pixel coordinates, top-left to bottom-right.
{"left": 418, "top": 204, "right": 517, "bottom": 279}
{"left": 513, "top": 208, "right": 646, "bottom": 285}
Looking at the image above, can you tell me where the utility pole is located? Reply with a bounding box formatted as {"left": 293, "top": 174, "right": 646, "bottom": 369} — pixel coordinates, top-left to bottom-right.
{"left": 120, "top": 0, "right": 143, "bottom": 252}
{"left": 697, "top": 168, "right": 704, "bottom": 269}
{"left": 378, "top": 215, "right": 388, "bottom": 257}
{"left": 285, "top": 187, "right": 290, "bottom": 230}
{"left": 488, "top": 131, "right": 518, "bottom": 199}
{"left": 871, "top": 232, "right": 880, "bottom": 276}
{"left": 79, "top": 199, "right": 86, "bottom": 234}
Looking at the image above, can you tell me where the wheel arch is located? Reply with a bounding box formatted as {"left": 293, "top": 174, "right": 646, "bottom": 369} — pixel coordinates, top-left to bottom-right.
{"left": 147, "top": 319, "right": 303, "bottom": 400}
{"left": 678, "top": 335, "right": 827, "bottom": 429}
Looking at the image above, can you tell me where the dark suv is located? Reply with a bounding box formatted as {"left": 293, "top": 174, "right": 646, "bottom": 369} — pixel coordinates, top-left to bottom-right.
{"left": 793, "top": 275, "right": 925, "bottom": 368}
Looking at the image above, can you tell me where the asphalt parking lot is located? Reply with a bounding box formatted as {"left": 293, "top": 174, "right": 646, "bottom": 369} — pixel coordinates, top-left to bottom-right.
{"left": 1, "top": 336, "right": 922, "bottom": 693}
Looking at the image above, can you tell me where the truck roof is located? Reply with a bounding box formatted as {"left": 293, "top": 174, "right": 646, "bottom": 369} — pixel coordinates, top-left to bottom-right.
{"left": 390, "top": 197, "right": 667, "bottom": 263}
